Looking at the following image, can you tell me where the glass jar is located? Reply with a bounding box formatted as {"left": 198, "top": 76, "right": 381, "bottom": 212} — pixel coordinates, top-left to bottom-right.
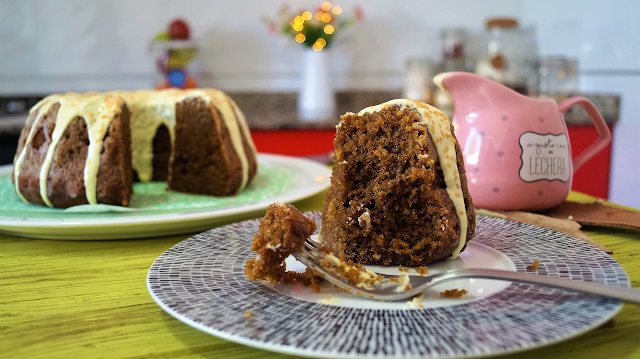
{"left": 442, "top": 28, "right": 466, "bottom": 60}
{"left": 403, "top": 58, "right": 435, "bottom": 103}
{"left": 475, "top": 18, "right": 537, "bottom": 94}
{"left": 538, "top": 57, "right": 579, "bottom": 96}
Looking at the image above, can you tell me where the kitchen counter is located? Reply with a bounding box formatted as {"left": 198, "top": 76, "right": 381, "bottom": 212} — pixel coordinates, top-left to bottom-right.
{"left": 229, "top": 91, "right": 621, "bottom": 129}
{"left": 0, "top": 91, "right": 620, "bottom": 134}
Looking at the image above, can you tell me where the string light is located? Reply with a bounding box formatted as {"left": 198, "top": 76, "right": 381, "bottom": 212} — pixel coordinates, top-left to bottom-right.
{"left": 279, "top": 3, "right": 358, "bottom": 51}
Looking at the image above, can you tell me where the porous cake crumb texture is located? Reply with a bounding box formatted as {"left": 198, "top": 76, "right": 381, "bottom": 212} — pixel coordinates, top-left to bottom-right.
{"left": 320, "top": 105, "right": 476, "bottom": 266}
{"left": 245, "top": 203, "right": 323, "bottom": 292}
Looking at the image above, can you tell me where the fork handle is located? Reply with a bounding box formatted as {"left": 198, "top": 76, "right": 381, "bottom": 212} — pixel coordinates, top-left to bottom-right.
{"left": 435, "top": 269, "right": 640, "bottom": 304}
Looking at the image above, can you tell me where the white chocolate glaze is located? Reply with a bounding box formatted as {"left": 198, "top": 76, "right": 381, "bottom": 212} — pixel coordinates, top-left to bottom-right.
{"left": 36, "top": 93, "right": 122, "bottom": 206}
{"left": 394, "top": 275, "right": 411, "bottom": 293}
{"left": 357, "top": 99, "right": 469, "bottom": 259}
{"left": 406, "top": 293, "right": 425, "bottom": 308}
{"left": 319, "top": 295, "right": 340, "bottom": 305}
{"left": 115, "top": 90, "right": 179, "bottom": 182}
{"left": 324, "top": 252, "right": 380, "bottom": 282}
{"left": 13, "top": 94, "right": 62, "bottom": 203}
{"left": 13, "top": 89, "right": 254, "bottom": 207}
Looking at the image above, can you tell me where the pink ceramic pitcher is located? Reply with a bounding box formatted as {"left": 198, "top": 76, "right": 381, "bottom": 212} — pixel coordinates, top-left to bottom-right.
{"left": 435, "top": 72, "right": 611, "bottom": 211}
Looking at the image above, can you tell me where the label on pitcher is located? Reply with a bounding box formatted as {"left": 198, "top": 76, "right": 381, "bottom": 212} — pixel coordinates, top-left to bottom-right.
{"left": 519, "top": 132, "right": 571, "bottom": 183}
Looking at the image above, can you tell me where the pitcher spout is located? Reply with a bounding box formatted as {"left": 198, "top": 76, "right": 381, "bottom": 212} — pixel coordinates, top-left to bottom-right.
{"left": 434, "top": 72, "right": 532, "bottom": 113}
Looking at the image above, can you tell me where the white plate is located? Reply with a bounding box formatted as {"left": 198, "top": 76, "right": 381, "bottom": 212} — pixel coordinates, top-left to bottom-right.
{"left": 0, "top": 154, "right": 330, "bottom": 240}
{"left": 148, "top": 215, "right": 628, "bottom": 358}
{"left": 271, "top": 235, "right": 515, "bottom": 310}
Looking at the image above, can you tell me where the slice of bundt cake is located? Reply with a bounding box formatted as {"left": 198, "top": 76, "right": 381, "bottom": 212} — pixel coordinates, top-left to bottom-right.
{"left": 320, "top": 99, "right": 476, "bottom": 266}
{"left": 12, "top": 89, "right": 258, "bottom": 208}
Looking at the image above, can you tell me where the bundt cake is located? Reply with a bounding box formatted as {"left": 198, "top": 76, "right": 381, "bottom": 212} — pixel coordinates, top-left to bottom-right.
{"left": 12, "top": 89, "right": 257, "bottom": 208}
{"left": 320, "top": 99, "right": 476, "bottom": 266}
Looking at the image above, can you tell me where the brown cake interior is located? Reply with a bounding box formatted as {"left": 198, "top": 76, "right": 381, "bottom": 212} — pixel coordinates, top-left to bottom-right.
{"left": 245, "top": 203, "right": 323, "bottom": 290}
{"left": 169, "top": 97, "right": 243, "bottom": 196}
{"left": 151, "top": 124, "right": 171, "bottom": 181}
{"left": 94, "top": 103, "right": 133, "bottom": 206}
{"left": 320, "top": 105, "right": 475, "bottom": 266}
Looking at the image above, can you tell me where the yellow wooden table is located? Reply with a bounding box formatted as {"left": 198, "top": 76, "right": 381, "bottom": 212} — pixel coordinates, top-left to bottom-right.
{"left": 2, "top": 191, "right": 639, "bottom": 359}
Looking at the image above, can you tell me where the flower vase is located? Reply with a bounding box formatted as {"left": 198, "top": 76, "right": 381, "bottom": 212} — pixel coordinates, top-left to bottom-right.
{"left": 298, "top": 49, "right": 336, "bottom": 122}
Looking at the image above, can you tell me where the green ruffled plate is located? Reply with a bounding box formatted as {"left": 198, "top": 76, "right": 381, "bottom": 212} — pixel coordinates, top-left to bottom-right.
{"left": 0, "top": 154, "right": 331, "bottom": 240}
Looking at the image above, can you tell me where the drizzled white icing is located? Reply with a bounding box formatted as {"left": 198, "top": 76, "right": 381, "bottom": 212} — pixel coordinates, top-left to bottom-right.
{"left": 13, "top": 89, "right": 254, "bottom": 207}
{"left": 357, "top": 99, "right": 469, "bottom": 259}
{"left": 13, "top": 94, "right": 62, "bottom": 203}
{"left": 115, "top": 90, "right": 179, "bottom": 182}
{"left": 39, "top": 93, "right": 123, "bottom": 206}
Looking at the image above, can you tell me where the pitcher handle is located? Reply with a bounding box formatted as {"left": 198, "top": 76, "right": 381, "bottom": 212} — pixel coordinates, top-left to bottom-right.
{"left": 558, "top": 96, "right": 612, "bottom": 173}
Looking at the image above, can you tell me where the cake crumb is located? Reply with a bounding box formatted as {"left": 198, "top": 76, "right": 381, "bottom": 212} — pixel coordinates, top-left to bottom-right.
{"left": 601, "top": 319, "right": 616, "bottom": 328}
{"left": 317, "top": 250, "right": 383, "bottom": 289}
{"left": 319, "top": 295, "right": 340, "bottom": 305}
{"left": 357, "top": 210, "right": 372, "bottom": 231}
{"left": 440, "top": 289, "right": 468, "bottom": 298}
{"left": 415, "top": 266, "right": 428, "bottom": 276}
{"left": 244, "top": 312, "right": 252, "bottom": 318}
{"left": 394, "top": 275, "right": 411, "bottom": 293}
{"left": 568, "top": 215, "right": 574, "bottom": 220}
{"left": 406, "top": 294, "right": 425, "bottom": 308}
{"left": 526, "top": 261, "right": 540, "bottom": 270}
{"left": 398, "top": 266, "right": 410, "bottom": 273}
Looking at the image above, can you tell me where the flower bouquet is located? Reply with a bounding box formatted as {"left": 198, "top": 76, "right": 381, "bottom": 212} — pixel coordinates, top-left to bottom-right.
{"left": 264, "top": 2, "right": 364, "bottom": 121}
{"left": 264, "top": 2, "right": 364, "bottom": 51}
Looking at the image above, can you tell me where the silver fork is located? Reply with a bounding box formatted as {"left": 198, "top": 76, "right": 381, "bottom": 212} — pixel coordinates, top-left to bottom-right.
{"left": 292, "top": 238, "right": 640, "bottom": 303}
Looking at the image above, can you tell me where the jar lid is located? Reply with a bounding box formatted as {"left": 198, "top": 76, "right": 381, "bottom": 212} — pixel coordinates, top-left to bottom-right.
{"left": 485, "top": 17, "right": 519, "bottom": 29}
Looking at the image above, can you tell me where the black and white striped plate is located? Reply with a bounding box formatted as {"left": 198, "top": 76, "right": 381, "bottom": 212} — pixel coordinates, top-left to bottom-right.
{"left": 147, "top": 214, "right": 628, "bottom": 358}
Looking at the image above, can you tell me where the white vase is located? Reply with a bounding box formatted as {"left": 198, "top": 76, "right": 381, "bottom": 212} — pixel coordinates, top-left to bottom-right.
{"left": 298, "top": 49, "right": 336, "bottom": 122}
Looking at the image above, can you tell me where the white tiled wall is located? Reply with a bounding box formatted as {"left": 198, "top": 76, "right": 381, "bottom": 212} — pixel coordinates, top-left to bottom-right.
{"left": 0, "top": 0, "right": 638, "bottom": 206}
{"left": 521, "top": 0, "right": 640, "bottom": 207}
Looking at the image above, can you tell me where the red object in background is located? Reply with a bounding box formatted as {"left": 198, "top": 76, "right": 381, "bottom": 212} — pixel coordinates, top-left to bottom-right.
{"left": 168, "top": 19, "right": 190, "bottom": 40}
{"left": 250, "top": 125, "right": 614, "bottom": 200}
{"left": 250, "top": 129, "right": 336, "bottom": 157}
{"left": 568, "top": 125, "right": 613, "bottom": 199}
